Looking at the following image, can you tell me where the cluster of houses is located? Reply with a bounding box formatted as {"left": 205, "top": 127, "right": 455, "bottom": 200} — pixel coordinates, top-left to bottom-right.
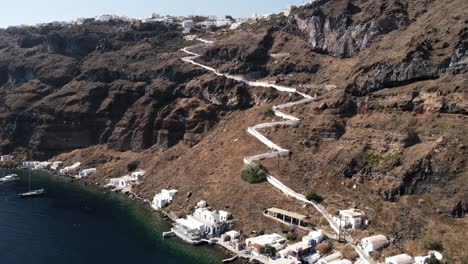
{"left": 1, "top": 154, "right": 14, "bottom": 162}
{"left": 105, "top": 170, "right": 145, "bottom": 192}
{"left": 359, "top": 234, "right": 443, "bottom": 264}
{"left": 171, "top": 200, "right": 232, "bottom": 244}
{"left": 18, "top": 159, "right": 96, "bottom": 179}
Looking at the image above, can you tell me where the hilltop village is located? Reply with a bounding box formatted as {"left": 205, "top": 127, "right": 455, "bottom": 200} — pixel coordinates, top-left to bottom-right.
{"left": 0, "top": 0, "right": 466, "bottom": 263}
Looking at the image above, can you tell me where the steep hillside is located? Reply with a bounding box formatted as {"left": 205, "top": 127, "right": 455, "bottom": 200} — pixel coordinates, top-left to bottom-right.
{"left": 0, "top": 0, "right": 466, "bottom": 262}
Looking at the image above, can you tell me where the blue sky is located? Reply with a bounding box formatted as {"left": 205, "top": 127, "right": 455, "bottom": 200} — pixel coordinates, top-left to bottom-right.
{"left": 0, "top": 0, "right": 309, "bottom": 28}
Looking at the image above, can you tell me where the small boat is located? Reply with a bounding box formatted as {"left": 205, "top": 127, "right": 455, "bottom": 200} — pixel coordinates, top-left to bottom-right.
{"left": 19, "top": 169, "right": 45, "bottom": 198}
{"left": 0, "top": 174, "right": 19, "bottom": 183}
{"left": 19, "top": 188, "right": 45, "bottom": 197}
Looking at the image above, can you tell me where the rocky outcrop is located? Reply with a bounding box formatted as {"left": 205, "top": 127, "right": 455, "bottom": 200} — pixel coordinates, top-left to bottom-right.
{"left": 346, "top": 32, "right": 468, "bottom": 95}
{"left": 293, "top": 0, "right": 409, "bottom": 57}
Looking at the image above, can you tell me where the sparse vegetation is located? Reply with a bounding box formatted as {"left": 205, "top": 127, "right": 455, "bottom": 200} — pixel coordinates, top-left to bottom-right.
{"left": 259, "top": 245, "right": 276, "bottom": 257}
{"left": 241, "top": 161, "right": 267, "bottom": 183}
{"left": 342, "top": 244, "right": 359, "bottom": 260}
{"left": 286, "top": 232, "right": 298, "bottom": 241}
{"left": 426, "top": 254, "right": 441, "bottom": 264}
{"left": 263, "top": 107, "right": 275, "bottom": 117}
{"left": 319, "top": 217, "right": 329, "bottom": 226}
{"left": 363, "top": 151, "right": 401, "bottom": 169}
{"left": 422, "top": 238, "right": 443, "bottom": 251}
{"left": 316, "top": 242, "right": 333, "bottom": 255}
{"left": 305, "top": 189, "right": 323, "bottom": 203}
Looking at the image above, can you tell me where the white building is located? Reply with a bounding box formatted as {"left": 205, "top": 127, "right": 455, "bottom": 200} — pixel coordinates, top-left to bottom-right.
{"left": 361, "top": 235, "right": 389, "bottom": 253}
{"left": 246, "top": 233, "right": 286, "bottom": 256}
{"left": 317, "top": 252, "right": 343, "bottom": 264}
{"left": 414, "top": 250, "right": 443, "bottom": 264}
{"left": 151, "top": 189, "right": 178, "bottom": 210}
{"left": 284, "top": 5, "right": 297, "bottom": 17}
{"left": 96, "top": 15, "right": 113, "bottom": 22}
{"left": 221, "top": 230, "right": 240, "bottom": 242}
{"left": 1, "top": 155, "right": 14, "bottom": 162}
{"left": 78, "top": 168, "right": 96, "bottom": 178}
{"left": 22, "top": 161, "right": 41, "bottom": 168}
{"left": 215, "top": 17, "right": 232, "bottom": 27}
{"left": 303, "top": 252, "right": 321, "bottom": 264}
{"left": 183, "top": 34, "right": 198, "bottom": 41}
{"left": 130, "top": 170, "right": 145, "bottom": 180}
{"left": 33, "top": 161, "right": 51, "bottom": 170}
{"left": 107, "top": 170, "right": 144, "bottom": 191}
{"left": 172, "top": 201, "right": 232, "bottom": 243}
{"left": 334, "top": 208, "right": 365, "bottom": 229}
{"left": 60, "top": 162, "right": 81, "bottom": 174}
{"left": 181, "top": 20, "right": 193, "bottom": 34}
{"left": 302, "top": 229, "right": 325, "bottom": 247}
{"left": 277, "top": 241, "right": 314, "bottom": 263}
{"left": 50, "top": 161, "right": 63, "bottom": 171}
{"left": 385, "top": 254, "right": 414, "bottom": 264}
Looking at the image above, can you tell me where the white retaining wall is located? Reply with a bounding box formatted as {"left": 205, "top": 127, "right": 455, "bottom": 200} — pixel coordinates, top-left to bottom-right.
{"left": 181, "top": 40, "right": 369, "bottom": 264}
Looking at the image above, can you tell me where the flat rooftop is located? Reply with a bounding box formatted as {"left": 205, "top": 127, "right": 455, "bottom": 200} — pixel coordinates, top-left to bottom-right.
{"left": 266, "top": 208, "right": 308, "bottom": 220}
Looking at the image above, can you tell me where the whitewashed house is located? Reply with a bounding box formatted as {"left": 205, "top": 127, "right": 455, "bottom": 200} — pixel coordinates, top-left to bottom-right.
{"left": 302, "top": 229, "right": 325, "bottom": 247}
{"left": 78, "top": 168, "right": 96, "bottom": 178}
{"left": 33, "top": 161, "right": 51, "bottom": 170}
{"left": 334, "top": 208, "right": 366, "bottom": 229}
{"left": 1, "top": 155, "right": 14, "bottom": 162}
{"left": 361, "top": 235, "right": 389, "bottom": 253}
{"left": 317, "top": 252, "right": 343, "bottom": 264}
{"left": 385, "top": 254, "right": 414, "bottom": 264}
{"left": 215, "top": 17, "right": 232, "bottom": 27}
{"left": 151, "top": 189, "right": 178, "bottom": 210}
{"left": 302, "top": 252, "right": 321, "bottom": 264}
{"left": 172, "top": 201, "right": 232, "bottom": 243}
{"left": 60, "top": 162, "right": 81, "bottom": 174}
{"left": 277, "top": 241, "right": 314, "bottom": 263}
{"left": 50, "top": 161, "right": 63, "bottom": 170}
{"left": 246, "top": 233, "right": 286, "bottom": 256}
{"left": 284, "top": 5, "right": 297, "bottom": 17}
{"left": 22, "top": 161, "right": 41, "bottom": 168}
{"left": 107, "top": 171, "right": 144, "bottom": 191}
{"left": 414, "top": 250, "right": 443, "bottom": 264}
{"left": 96, "top": 15, "right": 113, "bottom": 22}
{"left": 181, "top": 20, "right": 193, "bottom": 33}
{"left": 221, "top": 230, "right": 240, "bottom": 242}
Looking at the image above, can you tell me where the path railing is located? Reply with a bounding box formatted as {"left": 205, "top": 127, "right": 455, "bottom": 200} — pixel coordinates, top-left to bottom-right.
{"left": 180, "top": 39, "right": 371, "bottom": 264}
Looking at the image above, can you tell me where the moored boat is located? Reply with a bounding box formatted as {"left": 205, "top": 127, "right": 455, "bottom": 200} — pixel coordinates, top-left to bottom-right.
{"left": 19, "top": 188, "right": 45, "bottom": 198}
{"left": 19, "top": 169, "right": 45, "bottom": 198}
{"left": 0, "top": 174, "right": 19, "bottom": 183}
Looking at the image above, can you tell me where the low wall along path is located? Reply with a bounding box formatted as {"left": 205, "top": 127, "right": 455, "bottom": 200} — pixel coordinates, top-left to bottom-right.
{"left": 181, "top": 39, "right": 372, "bottom": 264}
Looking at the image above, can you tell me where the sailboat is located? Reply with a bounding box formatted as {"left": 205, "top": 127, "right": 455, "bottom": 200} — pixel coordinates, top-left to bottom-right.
{"left": 19, "top": 169, "right": 45, "bottom": 198}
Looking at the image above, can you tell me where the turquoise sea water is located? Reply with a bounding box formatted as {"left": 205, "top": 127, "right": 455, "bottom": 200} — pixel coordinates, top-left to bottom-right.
{"left": 0, "top": 170, "right": 226, "bottom": 264}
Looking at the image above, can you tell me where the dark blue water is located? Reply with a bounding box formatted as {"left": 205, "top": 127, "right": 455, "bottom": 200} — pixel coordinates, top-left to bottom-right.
{"left": 0, "top": 170, "right": 225, "bottom": 264}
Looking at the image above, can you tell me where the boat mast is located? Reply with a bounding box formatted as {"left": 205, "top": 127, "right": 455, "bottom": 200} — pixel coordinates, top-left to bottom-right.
{"left": 28, "top": 168, "right": 31, "bottom": 191}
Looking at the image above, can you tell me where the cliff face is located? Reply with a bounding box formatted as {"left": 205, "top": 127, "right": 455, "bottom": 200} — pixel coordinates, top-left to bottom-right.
{"left": 1, "top": 0, "right": 467, "bottom": 261}
{"left": 0, "top": 21, "right": 268, "bottom": 159}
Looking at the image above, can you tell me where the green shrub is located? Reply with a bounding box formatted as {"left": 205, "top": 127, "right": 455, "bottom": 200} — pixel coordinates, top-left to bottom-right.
{"left": 263, "top": 107, "right": 275, "bottom": 117}
{"left": 241, "top": 162, "right": 267, "bottom": 183}
{"left": 305, "top": 190, "right": 323, "bottom": 203}
{"left": 127, "top": 161, "right": 139, "bottom": 172}
{"left": 259, "top": 245, "right": 276, "bottom": 257}
{"left": 363, "top": 151, "right": 401, "bottom": 168}
{"left": 287, "top": 232, "right": 298, "bottom": 241}
{"left": 425, "top": 254, "right": 441, "bottom": 264}
{"left": 422, "top": 238, "right": 443, "bottom": 251}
